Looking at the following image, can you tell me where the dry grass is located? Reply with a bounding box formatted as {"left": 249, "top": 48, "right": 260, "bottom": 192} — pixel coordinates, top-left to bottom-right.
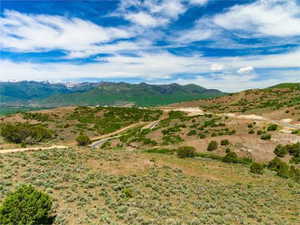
{"left": 0, "top": 147, "right": 299, "bottom": 225}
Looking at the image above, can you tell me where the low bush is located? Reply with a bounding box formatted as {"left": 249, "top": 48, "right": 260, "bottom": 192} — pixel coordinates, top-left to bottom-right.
{"left": 76, "top": 134, "right": 91, "bottom": 146}
{"left": 0, "top": 122, "right": 53, "bottom": 144}
{"left": 248, "top": 129, "right": 255, "bottom": 134}
{"left": 145, "top": 148, "right": 174, "bottom": 154}
{"left": 261, "top": 133, "right": 271, "bottom": 140}
{"left": 220, "top": 139, "right": 230, "bottom": 146}
{"left": 177, "top": 146, "right": 196, "bottom": 158}
{"left": 267, "top": 124, "right": 278, "bottom": 131}
{"left": 0, "top": 184, "right": 54, "bottom": 225}
{"left": 187, "top": 130, "right": 197, "bottom": 136}
{"left": 250, "top": 162, "right": 264, "bottom": 174}
{"left": 268, "top": 157, "right": 290, "bottom": 178}
{"left": 222, "top": 152, "right": 238, "bottom": 163}
{"left": 274, "top": 145, "right": 288, "bottom": 157}
{"left": 207, "top": 141, "right": 218, "bottom": 151}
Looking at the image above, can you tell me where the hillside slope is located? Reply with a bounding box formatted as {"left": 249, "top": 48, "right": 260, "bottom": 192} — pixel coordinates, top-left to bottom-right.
{"left": 171, "top": 82, "right": 300, "bottom": 114}
{"left": 40, "top": 82, "right": 225, "bottom": 107}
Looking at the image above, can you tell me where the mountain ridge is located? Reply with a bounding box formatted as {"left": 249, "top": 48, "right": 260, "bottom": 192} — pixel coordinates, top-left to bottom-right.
{"left": 0, "top": 81, "right": 225, "bottom": 107}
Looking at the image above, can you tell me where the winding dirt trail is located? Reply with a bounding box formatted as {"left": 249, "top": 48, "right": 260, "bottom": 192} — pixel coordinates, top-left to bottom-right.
{"left": 0, "top": 145, "right": 69, "bottom": 154}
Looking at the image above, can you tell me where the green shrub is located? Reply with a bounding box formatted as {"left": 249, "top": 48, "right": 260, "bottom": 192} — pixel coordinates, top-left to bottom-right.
{"left": 277, "top": 162, "right": 290, "bottom": 178}
{"left": 162, "top": 135, "right": 183, "bottom": 145}
{"left": 250, "top": 162, "right": 264, "bottom": 174}
{"left": 248, "top": 129, "right": 255, "bottom": 134}
{"left": 220, "top": 139, "right": 230, "bottom": 146}
{"left": 168, "top": 111, "right": 186, "bottom": 120}
{"left": 207, "top": 141, "right": 218, "bottom": 151}
{"left": 177, "top": 146, "right": 196, "bottom": 158}
{"left": 257, "top": 130, "right": 263, "bottom": 135}
{"left": 268, "top": 157, "right": 282, "bottom": 170}
{"left": 76, "top": 134, "right": 91, "bottom": 146}
{"left": 0, "top": 184, "right": 54, "bottom": 225}
{"left": 122, "top": 188, "right": 134, "bottom": 198}
{"left": 267, "top": 124, "right": 278, "bottom": 131}
{"left": 21, "top": 112, "right": 50, "bottom": 122}
{"left": 273, "top": 143, "right": 300, "bottom": 163}
{"left": 222, "top": 152, "right": 238, "bottom": 163}
{"left": 290, "top": 166, "right": 300, "bottom": 183}
{"left": 198, "top": 133, "right": 206, "bottom": 139}
{"left": 260, "top": 133, "right": 271, "bottom": 140}
{"left": 268, "top": 157, "right": 290, "bottom": 178}
{"left": 274, "top": 145, "right": 288, "bottom": 157}
{"left": 145, "top": 148, "right": 174, "bottom": 154}
{"left": 0, "top": 123, "right": 53, "bottom": 144}
{"left": 187, "top": 130, "right": 197, "bottom": 136}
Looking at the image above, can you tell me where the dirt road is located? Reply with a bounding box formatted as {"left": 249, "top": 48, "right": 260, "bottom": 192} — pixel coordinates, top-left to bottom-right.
{"left": 0, "top": 145, "right": 69, "bottom": 154}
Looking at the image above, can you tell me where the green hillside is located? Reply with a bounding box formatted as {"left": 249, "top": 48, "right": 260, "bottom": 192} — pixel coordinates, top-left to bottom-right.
{"left": 0, "top": 81, "right": 71, "bottom": 102}
{"left": 0, "top": 81, "right": 225, "bottom": 107}
{"left": 41, "top": 82, "right": 225, "bottom": 107}
{"left": 269, "top": 83, "right": 300, "bottom": 90}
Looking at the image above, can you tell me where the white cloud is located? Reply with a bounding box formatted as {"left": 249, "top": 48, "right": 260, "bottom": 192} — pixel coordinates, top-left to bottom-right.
{"left": 145, "top": 0, "right": 186, "bottom": 19}
{"left": 119, "top": 0, "right": 209, "bottom": 27}
{"left": 238, "top": 66, "right": 254, "bottom": 74}
{"left": 213, "top": 0, "right": 300, "bottom": 37}
{"left": 173, "top": 26, "right": 213, "bottom": 43}
{"left": 210, "top": 63, "right": 224, "bottom": 72}
{"left": 0, "top": 10, "right": 133, "bottom": 56}
{"left": 1, "top": 47, "right": 300, "bottom": 91}
{"left": 124, "top": 12, "right": 168, "bottom": 27}
{"left": 0, "top": 52, "right": 209, "bottom": 81}
{"left": 188, "top": 0, "right": 208, "bottom": 5}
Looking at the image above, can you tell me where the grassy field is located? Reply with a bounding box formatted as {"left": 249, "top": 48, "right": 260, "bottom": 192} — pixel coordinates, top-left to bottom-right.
{"left": 0, "top": 147, "right": 299, "bottom": 225}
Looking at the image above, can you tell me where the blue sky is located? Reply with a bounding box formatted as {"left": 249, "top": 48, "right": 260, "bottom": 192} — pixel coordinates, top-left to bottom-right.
{"left": 0, "top": 0, "right": 300, "bottom": 91}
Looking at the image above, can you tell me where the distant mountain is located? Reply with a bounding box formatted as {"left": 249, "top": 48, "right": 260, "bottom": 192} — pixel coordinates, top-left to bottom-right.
{"left": 40, "top": 82, "right": 225, "bottom": 107}
{"left": 0, "top": 81, "right": 225, "bottom": 107}
{"left": 0, "top": 81, "right": 69, "bottom": 103}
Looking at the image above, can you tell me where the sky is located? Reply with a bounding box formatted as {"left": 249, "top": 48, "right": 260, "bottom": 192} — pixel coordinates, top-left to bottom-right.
{"left": 0, "top": 0, "right": 300, "bottom": 92}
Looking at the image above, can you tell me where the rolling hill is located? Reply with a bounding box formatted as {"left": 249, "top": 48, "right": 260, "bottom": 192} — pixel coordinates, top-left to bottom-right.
{"left": 170, "top": 82, "right": 300, "bottom": 114}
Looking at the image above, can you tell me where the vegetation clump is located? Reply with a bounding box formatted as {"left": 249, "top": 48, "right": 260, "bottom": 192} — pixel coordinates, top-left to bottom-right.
{"left": 21, "top": 112, "right": 50, "bottom": 122}
{"left": 0, "top": 184, "right": 54, "bottom": 225}
{"left": 267, "top": 124, "right": 278, "bottom": 131}
{"left": 0, "top": 122, "right": 53, "bottom": 144}
{"left": 176, "top": 146, "right": 196, "bottom": 158}
{"left": 274, "top": 144, "right": 288, "bottom": 157}
{"left": 220, "top": 139, "right": 230, "bottom": 146}
{"left": 250, "top": 162, "right": 264, "bottom": 174}
{"left": 222, "top": 151, "right": 238, "bottom": 163}
{"left": 76, "top": 133, "right": 91, "bottom": 146}
{"left": 260, "top": 133, "right": 271, "bottom": 140}
{"left": 207, "top": 140, "right": 218, "bottom": 151}
{"left": 273, "top": 143, "right": 300, "bottom": 163}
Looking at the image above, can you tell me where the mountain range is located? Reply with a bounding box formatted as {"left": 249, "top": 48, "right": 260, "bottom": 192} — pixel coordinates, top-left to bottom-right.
{"left": 0, "top": 81, "right": 225, "bottom": 107}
